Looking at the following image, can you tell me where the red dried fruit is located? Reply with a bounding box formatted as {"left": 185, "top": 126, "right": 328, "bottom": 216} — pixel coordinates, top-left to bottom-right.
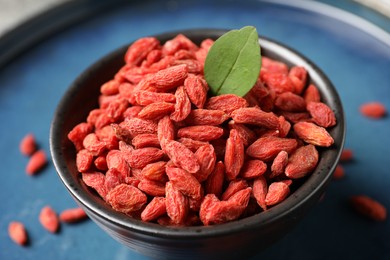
{"left": 265, "top": 182, "right": 290, "bottom": 206}
{"left": 252, "top": 176, "right": 268, "bottom": 211}
{"left": 106, "top": 150, "right": 131, "bottom": 179}
{"left": 178, "top": 138, "right": 208, "bottom": 152}
{"left": 106, "top": 184, "right": 147, "bottom": 214}
{"left": 261, "top": 57, "right": 289, "bottom": 75}
{"left": 105, "top": 168, "right": 125, "bottom": 191}
{"left": 100, "top": 79, "right": 120, "bottom": 95}
{"left": 170, "top": 86, "right": 192, "bottom": 122}
{"left": 333, "top": 164, "right": 345, "bottom": 180}
{"left": 270, "top": 151, "right": 289, "bottom": 178}
{"left": 350, "top": 195, "right": 387, "bottom": 221}
{"left": 228, "top": 121, "right": 257, "bottom": 147}
{"left": 274, "top": 92, "right": 306, "bottom": 112}
{"left": 225, "top": 129, "right": 245, "bottom": 180}
{"left": 134, "top": 91, "right": 176, "bottom": 106}
{"left": 141, "top": 161, "right": 167, "bottom": 182}
{"left": 285, "top": 144, "right": 319, "bottom": 179}
{"left": 106, "top": 98, "right": 128, "bottom": 121}
{"left": 124, "top": 37, "right": 160, "bottom": 66}
{"left": 246, "top": 136, "right": 298, "bottom": 162}
{"left": 278, "top": 116, "right": 291, "bottom": 138}
{"left": 39, "top": 206, "right": 60, "bottom": 233}
{"left": 205, "top": 94, "right": 248, "bottom": 116}
{"left": 141, "top": 197, "right": 167, "bottom": 222}
{"left": 306, "top": 101, "right": 336, "bottom": 127}
{"left": 231, "top": 107, "right": 279, "bottom": 129}
{"left": 137, "top": 102, "right": 175, "bottom": 120}
{"left": 194, "top": 144, "right": 217, "bottom": 182}
{"left": 20, "top": 133, "right": 37, "bottom": 156}
{"left": 185, "top": 109, "right": 229, "bottom": 126}
{"left": 340, "top": 148, "right": 353, "bottom": 162}
{"left": 131, "top": 133, "right": 160, "bottom": 149}
{"left": 68, "top": 122, "right": 93, "bottom": 151}
{"left": 8, "top": 221, "right": 28, "bottom": 246}
{"left": 146, "top": 64, "right": 188, "bottom": 91}
{"left": 279, "top": 111, "right": 311, "bottom": 124}
{"left": 122, "top": 117, "right": 157, "bottom": 136}
{"left": 76, "top": 149, "right": 94, "bottom": 173}
{"left": 82, "top": 171, "right": 108, "bottom": 199}
{"left": 293, "top": 122, "right": 334, "bottom": 147}
{"left": 125, "top": 147, "right": 164, "bottom": 169}
{"left": 163, "top": 139, "right": 200, "bottom": 174}
{"left": 303, "top": 84, "right": 321, "bottom": 103}
{"left": 184, "top": 74, "right": 208, "bottom": 108}
{"left": 26, "top": 150, "right": 47, "bottom": 175}
{"left": 157, "top": 115, "right": 175, "bottom": 149}
{"left": 166, "top": 167, "right": 202, "bottom": 200}
{"left": 288, "top": 66, "right": 307, "bottom": 94}
{"left": 177, "top": 125, "right": 224, "bottom": 142}
{"left": 240, "top": 160, "right": 267, "bottom": 179}
{"left": 83, "top": 133, "right": 106, "bottom": 156}
{"left": 360, "top": 102, "right": 387, "bottom": 119}
{"left": 165, "top": 181, "right": 189, "bottom": 225}
{"left": 59, "top": 208, "right": 88, "bottom": 223}
{"left": 205, "top": 161, "right": 225, "bottom": 198}
{"left": 262, "top": 72, "right": 295, "bottom": 94}
{"left": 138, "top": 179, "right": 166, "bottom": 197}
{"left": 221, "top": 179, "right": 248, "bottom": 201}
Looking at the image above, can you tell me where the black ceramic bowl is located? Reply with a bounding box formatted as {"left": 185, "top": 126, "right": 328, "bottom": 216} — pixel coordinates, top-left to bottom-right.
{"left": 50, "top": 29, "right": 345, "bottom": 260}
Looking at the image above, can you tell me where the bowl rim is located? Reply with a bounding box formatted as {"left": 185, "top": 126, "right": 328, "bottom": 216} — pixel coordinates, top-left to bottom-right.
{"left": 50, "top": 28, "right": 346, "bottom": 239}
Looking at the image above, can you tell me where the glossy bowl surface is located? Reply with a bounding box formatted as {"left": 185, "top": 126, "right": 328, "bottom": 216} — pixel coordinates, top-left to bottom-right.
{"left": 50, "top": 29, "right": 345, "bottom": 260}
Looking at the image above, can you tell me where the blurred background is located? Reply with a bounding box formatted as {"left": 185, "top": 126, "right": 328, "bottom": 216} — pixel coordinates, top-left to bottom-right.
{"left": 0, "top": 0, "right": 390, "bottom": 36}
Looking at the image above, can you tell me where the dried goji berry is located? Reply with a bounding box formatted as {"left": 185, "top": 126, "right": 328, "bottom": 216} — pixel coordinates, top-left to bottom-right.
{"left": 269, "top": 150, "right": 289, "bottom": 178}
{"left": 106, "top": 184, "right": 147, "bottom": 214}
{"left": 141, "top": 161, "right": 168, "bottom": 182}
{"left": 240, "top": 160, "right": 267, "bottom": 179}
{"left": 221, "top": 179, "right": 248, "bottom": 201}
{"left": 134, "top": 91, "right": 176, "bottom": 106}
{"left": 184, "top": 74, "right": 208, "bottom": 108}
{"left": 26, "top": 150, "right": 47, "bottom": 175}
{"left": 252, "top": 176, "right": 268, "bottom": 211}
{"left": 303, "top": 84, "right": 321, "bottom": 103}
{"left": 165, "top": 181, "right": 189, "bottom": 225}
{"left": 205, "top": 94, "right": 248, "bottom": 116}
{"left": 177, "top": 125, "right": 224, "bottom": 142}
{"left": 185, "top": 109, "right": 229, "bottom": 126}
{"left": 360, "top": 102, "right": 387, "bottom": 119}
{"left": 231, "top": 107, "right": 279, "bottom": 129}
{"left": 138, "top": 179, "right": 166, "bottom": 197}
{"left": 59, "top": 208, "right": 88, "bottom": 223}
{"left": 350, "top": 195, "right": 387, "bottom": 221}
{"left": 124, "top": 37, "right": 160, "bottom": 66}
{"left": 205, "top": 161, "right": 225, "bottom": 198}
{"left": 193, "top": 144, "right": 216, "bottom": 182}
{"left": 288, "top": 66, "right": 307, "bottom": 94}
{"left": 146, "top": 64, "right": 188, "bottom": 91}
{"left": 166, "top": 167, "right": 202, "bottom": 200}
{"left": 274, "top": 92, "right": 306, "bottom": 112}
{"left": 332, "top": 164, "right": 345, "bottom": 180}
{"left": 141, "top": 197, "right": 167, "bottom": 222}
{"left": 293, "top": 121, "right": 334, "bottom": 147}
{"left": 340, "top": 148, "right": 353, "bottom": 162}
{"left": 265, "top": 182, "right": 290, "bottom": 206}
{"left": 137, "top": 102, "right": 175, "bottom": 120}
{"left": 20, "top": 133, "right": 37, "bottom": 156}
{"left": 8, "top": 221, "right": 28, "bottom": 246}
{"left": 76, "top": 149, "right": 94, "bottom": 173}
{"left": 306, "top": 101, "right": 336, "bottom": 128}
{"left": 82, "top": 171, "right": 108, "bottom": 199}
{"left": 163, "top": 139, "right": 200, "bottom": 174}
{"left": 68, "top": 122, "right": 93, "bottom": 151}
{"left": 285, "top": 144, "right": 318, "bottom": 179}
{"left": 39, "top": 206, "right": 60, "bottom": 233}
{"left": 246, "top": 136, "right": 298, "bottom": 162}
{"left": 224, "top": 129, "right": 245, "bottom": 180}
{"left": 131, "top": 133, "right": 160, "bottom": 149}
{"left": 125, "top": 147, "right": 164, "bottom": 169}
{"left": 170, "top": 86, "right": 192, "bottom": 122}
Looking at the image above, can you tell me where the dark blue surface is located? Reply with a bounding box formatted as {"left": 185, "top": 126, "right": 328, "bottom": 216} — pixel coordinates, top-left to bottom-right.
{"left": 1, "top": 0, "right": 389, "bottom": 259}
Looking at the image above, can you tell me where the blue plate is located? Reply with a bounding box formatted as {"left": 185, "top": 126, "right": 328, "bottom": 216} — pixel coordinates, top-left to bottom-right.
{"left": 0, "top": 0, "right": 389, "bottom": 259}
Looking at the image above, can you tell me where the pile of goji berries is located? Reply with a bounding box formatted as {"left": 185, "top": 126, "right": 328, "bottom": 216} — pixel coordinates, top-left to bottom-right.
{"left": 67, "top": 34, "right": 339, "bottom": 226}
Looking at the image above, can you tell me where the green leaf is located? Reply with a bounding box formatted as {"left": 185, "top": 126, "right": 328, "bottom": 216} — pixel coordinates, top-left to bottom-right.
{"left": 204, "top": 26, "right": 261, "bottom": 97}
